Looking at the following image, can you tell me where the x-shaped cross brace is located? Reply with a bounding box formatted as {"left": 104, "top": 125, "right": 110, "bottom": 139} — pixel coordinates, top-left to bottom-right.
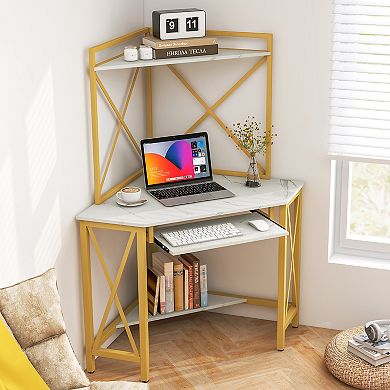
{"left": 95, "top": 56, "right": 269, "bottom": 189}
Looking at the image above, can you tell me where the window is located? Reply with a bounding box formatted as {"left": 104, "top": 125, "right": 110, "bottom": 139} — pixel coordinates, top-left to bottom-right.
{"left": 330, "top": 160, "right": 390, "bottom": 264}
{"left": 346, "top": 162, "right": 390, "bottom": 244}
{"left": 329, "top": 0, "right": 390, "bottom": 264}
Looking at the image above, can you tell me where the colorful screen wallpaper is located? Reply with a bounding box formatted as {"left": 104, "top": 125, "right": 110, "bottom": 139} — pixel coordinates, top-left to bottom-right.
{"left": 143, "top": 136, "right": 210, "bottom": 186}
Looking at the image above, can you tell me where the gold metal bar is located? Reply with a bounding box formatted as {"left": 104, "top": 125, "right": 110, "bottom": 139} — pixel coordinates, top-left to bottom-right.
{"left": 100, "top": 69, "right": 140, "bottom": 189}
{"left": 285, "top": 206, "right": 293, "bottom": 315}
{"left": 96, "top": 74, "right": 142, "bottom": 155}
{"left": 212, "top": 169, "right": 247, "bottom": 177}
{"left": 211, "top": 58, "right": 267, "bottom": 112}
{"left": 285, "top": 305, "right": 297, "bottom": 330}
{"left": 264, "top": 34, "right": 273, "bottom": 179}
{"left": 285, "top": 199, "right": 299, "bottom": 322}
{"left": 94, "top": 232, "right": 135, "bottom": 348}
{"left": 175, "top": 59, "right": 267, "bottom": 176}
{"left": 89, "top": 49, "right": 102, "bottom": 204}
{"left": 100, "top": 68, "right": 140, "bottom": 190}
{"left": 100, "top": 168, "right": 143, "bottom": 203}
{"left": 289, "top": 199, "right": 299, "bottom": 311}
{"left": 137, "top": 228, "right": 150, "bottom": 382}
{"left": 147, "top": 227, "right": 154, "bottom": 244}
{"left": 209, "top": 291, "right": 277, "bottom": 308}
{"left": 100, "top": 129, "right": 121, "bottom": 192}
{"left": 168, "top": 64, "right": 265, "bottom": 174}
{"left": 89, "top": 27, "right": 149, "bottom": 204}
{"left": 146, "top": 67, "right": 153, "bottom": 138}
{"left": 79, "top": 222, "right": 95, "bottom": 373}
{"left": 277, "top": 205, "right": 288, "bottom": 351}
{"left": 221, "top": 47, "right": 270, "bottom": 53}
{"left": 91, "top": 27, "right": 150, "bottom": 52}
{"left": 88, "top": 228, "right": 139, "bottom": 356}
{"left": 100, "top": 299, "right": 138, "bottom": 346}
{"left": 185, "top": 57, "right": 267, "bottom": 136}
{"left": 80, "top": 220, "right": 144, "bottom": 232}
{"left": 94, "top": 348, "right": 140, "bottom": 363}
{"left": 292, "top": 192, "right": 302, "bottom": 328}
{"left": 96, "top": 53, "right": 123, "bottom": 67}
{"left": 287, "top": 190, "right": 301, "bottom": 207}
{"left": 207, "top": 30, "right": 273, "bottom": 40}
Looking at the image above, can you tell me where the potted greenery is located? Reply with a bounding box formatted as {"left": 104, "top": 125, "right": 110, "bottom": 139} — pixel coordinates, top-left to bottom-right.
{"left": 229, "top": 116, "right": 275, "bottom": 187}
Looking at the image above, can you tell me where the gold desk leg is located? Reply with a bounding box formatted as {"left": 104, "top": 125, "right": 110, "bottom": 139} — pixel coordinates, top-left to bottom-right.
{"left": 277, "top": 205, "right": 288, "bottom": 351}
{"left": 137, "top": 228, "right": 150, "bottom": 382}
{"left": 269, "top": 207, "right": 275, "bottom": 220}
{"left": 292, "top": 192, "right": 302, "bottom": 328}
{"left": 79, "top": 222, "right": 96, "bottom": 372}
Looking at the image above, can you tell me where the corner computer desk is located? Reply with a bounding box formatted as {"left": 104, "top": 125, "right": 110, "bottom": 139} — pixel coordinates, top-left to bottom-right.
{"left": 76, "top": 175, "right": 303, "bottom": 382}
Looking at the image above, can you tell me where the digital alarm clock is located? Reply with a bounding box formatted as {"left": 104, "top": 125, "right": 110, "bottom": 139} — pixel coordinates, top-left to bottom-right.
{"left": 152, "top": 8, "right": 206, "bottom": 40}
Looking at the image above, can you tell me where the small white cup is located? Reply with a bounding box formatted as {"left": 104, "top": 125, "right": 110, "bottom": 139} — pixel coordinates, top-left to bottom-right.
{"left": 117, "top": 187, "right": 141, "bottom": 203}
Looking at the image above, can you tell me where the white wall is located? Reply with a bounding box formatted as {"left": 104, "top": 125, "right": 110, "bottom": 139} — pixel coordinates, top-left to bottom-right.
{"left": 3, "top": 0, "right": 389, "bottom": 372}
{"left": 143, "top": 0, "right": 390, "bottom": 329}
{"left": 0, "top": 0, "right": 144, "bottom": 363}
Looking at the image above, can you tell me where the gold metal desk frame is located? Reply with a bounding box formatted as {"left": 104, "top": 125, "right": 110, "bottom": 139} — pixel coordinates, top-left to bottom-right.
{"left": 89, "top": 27, "right": 273, "bottom": 205}
{"left": 80, "top": 28, "right": 302, "bottom": 382}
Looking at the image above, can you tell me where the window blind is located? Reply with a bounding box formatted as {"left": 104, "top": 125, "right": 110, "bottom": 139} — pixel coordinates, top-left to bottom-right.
{"left": 329, "top": 0, "right": 390, "bottom": 162}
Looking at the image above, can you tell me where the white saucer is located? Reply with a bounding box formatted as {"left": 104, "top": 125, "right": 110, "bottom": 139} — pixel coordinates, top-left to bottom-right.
{"left": 116, "top": 198, "right": 147, "bottom": 207}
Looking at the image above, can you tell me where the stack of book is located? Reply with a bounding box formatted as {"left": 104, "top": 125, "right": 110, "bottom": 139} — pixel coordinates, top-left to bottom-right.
{"left": 348, "top": 333, "right": 390, "bottom": 366}
{"left": 147, "top": 251, "right": 207, "bottom": 316}
{"left": 142, "top": 36, "right": 218, "bottom": 60}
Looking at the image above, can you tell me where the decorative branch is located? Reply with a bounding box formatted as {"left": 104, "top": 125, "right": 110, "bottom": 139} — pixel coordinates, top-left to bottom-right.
{"left": 227, "top": 116, "right": 276, "bottom": 156}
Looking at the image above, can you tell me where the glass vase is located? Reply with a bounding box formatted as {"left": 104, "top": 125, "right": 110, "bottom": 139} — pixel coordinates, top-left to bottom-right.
{"left": 246, "top": 153, "right": 261, "bottom": 187}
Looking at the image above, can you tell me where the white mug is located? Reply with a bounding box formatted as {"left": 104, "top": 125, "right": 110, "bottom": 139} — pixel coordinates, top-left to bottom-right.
{"left": 117, "top": 187, "right": 141, "bottom": 203}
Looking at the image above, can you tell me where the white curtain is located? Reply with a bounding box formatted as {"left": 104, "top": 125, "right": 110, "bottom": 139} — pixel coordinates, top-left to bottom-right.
{"left": 329, "top": 0, "right": 390, "bottom": 162}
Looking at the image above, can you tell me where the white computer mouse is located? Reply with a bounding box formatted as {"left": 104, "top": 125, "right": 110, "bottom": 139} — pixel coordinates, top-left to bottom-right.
{"left": 248, "top": 219, "right": 270, "bottom": 232}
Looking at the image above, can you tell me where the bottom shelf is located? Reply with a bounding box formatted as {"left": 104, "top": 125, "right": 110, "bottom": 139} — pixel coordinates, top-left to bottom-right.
{"left": 116, "top": 294, "right": 246, "bottom": 328}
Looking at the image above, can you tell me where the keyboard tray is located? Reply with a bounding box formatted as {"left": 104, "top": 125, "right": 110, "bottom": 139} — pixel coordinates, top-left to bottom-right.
{"left": 154, "top": 212, "right": 288, "bottom": 256}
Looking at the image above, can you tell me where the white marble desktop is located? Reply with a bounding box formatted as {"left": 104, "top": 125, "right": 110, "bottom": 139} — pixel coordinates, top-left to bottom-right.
{"left": 76, "top": 175, "right": 304, "bottom": 228}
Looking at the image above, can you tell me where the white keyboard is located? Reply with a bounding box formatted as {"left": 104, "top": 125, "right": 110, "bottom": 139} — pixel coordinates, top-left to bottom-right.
{"left": 160, "top": 222, "right": 243, "bottom": 247}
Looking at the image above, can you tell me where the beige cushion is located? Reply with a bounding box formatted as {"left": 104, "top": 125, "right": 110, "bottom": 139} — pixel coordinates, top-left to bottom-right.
{"left": 0, "top": 269, "right": 147, "bottom": 390}
{"left": 0, "top": 269, "right": 89, "bottom": 390}
{"left": 0, "top": 311, "right": 14, "bottom": 337}
{"left": 325, "top": 326, "right": 390, "bottom": 390}
{"left": 26, "top": 333, "right": 89, "bottom": 390}
{"left": 0, "top": 268, "right": 65, "bottom": 349}
{"left": 91, "top": 382, "right": 149, "bottom": 390}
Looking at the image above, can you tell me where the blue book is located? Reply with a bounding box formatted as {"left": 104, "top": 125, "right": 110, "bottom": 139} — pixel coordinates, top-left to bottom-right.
{"left": 200, "top": 264, "right": 208, "bottom": 307}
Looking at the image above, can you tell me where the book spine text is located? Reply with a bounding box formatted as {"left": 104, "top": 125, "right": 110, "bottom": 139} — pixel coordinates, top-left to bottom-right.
{"left": 153, "top": 44, "right": 218, "bottom": 60}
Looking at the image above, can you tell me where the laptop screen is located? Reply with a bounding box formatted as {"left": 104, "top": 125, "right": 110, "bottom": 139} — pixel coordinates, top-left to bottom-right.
{"left": 141, "top": 132, "right": 212, "bottom": 188}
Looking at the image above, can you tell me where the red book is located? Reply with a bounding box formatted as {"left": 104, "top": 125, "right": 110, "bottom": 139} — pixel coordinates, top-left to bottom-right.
{"left": 181, "top": 253, "right": 200, "bottom": 309}
{"left": 179, "top": 256, "right": 193, "bottom": 309}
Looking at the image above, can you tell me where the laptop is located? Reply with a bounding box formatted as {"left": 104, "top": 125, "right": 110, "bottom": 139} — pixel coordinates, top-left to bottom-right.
{"left": 140, "top": 132, "right": 235, "bottom": 206}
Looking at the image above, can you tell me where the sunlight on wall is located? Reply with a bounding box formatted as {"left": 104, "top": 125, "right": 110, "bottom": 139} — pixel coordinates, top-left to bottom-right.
{"left": 34, "top": 196, "right": 62, "bottom": 272}
{"left": 26, "top": 67, "right": 57, "bottom": 213}
{"left": 0, "top": 155, "right": 19, "bottom": 283}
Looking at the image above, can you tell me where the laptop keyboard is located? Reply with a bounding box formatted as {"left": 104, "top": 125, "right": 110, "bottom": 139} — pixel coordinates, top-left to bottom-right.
{"left": 150, "top": 182, "right": 226, "bottom": 200}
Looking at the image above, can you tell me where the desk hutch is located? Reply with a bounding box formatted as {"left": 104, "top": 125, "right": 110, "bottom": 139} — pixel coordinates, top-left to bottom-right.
{"left": 77, "top": 27, "right": 303, "bottom": 382}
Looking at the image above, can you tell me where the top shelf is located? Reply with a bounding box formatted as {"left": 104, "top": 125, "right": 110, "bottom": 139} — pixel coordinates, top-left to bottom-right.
{"left": 95, "top": 48, "right": 271, "bottom": 71}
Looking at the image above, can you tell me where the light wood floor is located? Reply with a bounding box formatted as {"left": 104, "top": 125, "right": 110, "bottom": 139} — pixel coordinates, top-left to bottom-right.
{"left": 87, "top": 312, "right": 349, "bottom": 389}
